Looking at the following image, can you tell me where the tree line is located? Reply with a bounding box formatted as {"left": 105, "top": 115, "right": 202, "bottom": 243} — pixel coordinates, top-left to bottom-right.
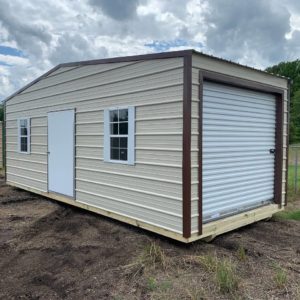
{"left": 266, "top": 60, "right": 300, "bottom": 144}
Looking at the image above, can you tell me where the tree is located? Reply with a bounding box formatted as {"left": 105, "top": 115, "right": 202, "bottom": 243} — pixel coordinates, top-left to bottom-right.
{"left": 266, "top": 60, "right": 300, "bottom": 144}
{"left": 0, "top": 104, "right": 3, "bottom": 122}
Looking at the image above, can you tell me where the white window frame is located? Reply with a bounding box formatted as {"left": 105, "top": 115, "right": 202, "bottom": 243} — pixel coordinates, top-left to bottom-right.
{"left": 104, "top": 106, "right": 135, "bottom": 165}
{"left": 18, "top": 118, "right": 31, "bottom": 154}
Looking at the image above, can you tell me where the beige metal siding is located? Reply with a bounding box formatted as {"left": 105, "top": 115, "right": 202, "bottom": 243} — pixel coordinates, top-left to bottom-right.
{"left": 6, "top": 57, "right": 184, "bottom": 233}
{"left": 0, "top": 122, "right": 2, "bottom": 168}
{"left": 191, "top": 53, "right": 289, "bottom": 233}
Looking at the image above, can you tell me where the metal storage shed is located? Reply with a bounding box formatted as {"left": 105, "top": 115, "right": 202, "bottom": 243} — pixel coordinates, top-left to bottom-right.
{"left": 3, "top": 50, "right": 289, "bottom": 243}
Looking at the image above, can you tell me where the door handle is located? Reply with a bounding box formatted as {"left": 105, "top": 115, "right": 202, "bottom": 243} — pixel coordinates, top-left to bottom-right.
{"left": 269, "top": 149, "right": 275, "bottom": 154}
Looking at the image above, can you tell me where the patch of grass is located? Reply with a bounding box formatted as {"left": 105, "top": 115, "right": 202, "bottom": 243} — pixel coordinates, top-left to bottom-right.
{"left": 185, "top": 286, "right": 206, "bottom": 300}
{"left": 198, "top": 254, "right": 218, "bottom": 272}
{"left": 147, "top": 277, "right": 158, "bottom": 291}
{"left": 198, "top": 254, "right": 239, "bottom": 294}
{"left": 142, "top": 242, "right": 167, "bottom": 270}
{"left": 275, "top": 210, "right": 300, "bottom": 221}
{"left": 215, "top": 259, "right": 239, "bottom": 294}
{"left": 273, "top": 265, "right": 288, "bottom": 288}
{"left": 236, "top": 245, "right": 247, "bottom": 261}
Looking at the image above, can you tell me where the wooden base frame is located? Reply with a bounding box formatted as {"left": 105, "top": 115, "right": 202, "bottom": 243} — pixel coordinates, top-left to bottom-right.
{"left": 7, "top": 181, "right": 283, "bottom": 243}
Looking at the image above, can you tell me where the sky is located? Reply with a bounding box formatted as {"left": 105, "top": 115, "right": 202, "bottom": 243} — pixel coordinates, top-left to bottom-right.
{"left": 1, "top": 0, "right": 300, "bottom": 101}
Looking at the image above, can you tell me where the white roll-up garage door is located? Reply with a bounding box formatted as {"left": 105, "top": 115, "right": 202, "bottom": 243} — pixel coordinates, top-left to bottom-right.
{"left": 203, "top": 81, "right": 276, "bottom": 222}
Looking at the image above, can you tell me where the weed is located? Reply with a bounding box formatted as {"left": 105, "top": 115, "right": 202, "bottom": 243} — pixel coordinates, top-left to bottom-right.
{"left": 185, "top": 286, "right": 206, "bottom": 300}
{"left": 215, "top": 259, "right": 239, "bottom": 294}
{"left": 147, "top": 277, "right": 158, "bottom": 291}
{"left": 198, "top": 254, "right": 218, "bottom": 272}
{"left": 142, "top": 242, "right": 167, "bottom": 270}
{"left": 198, "top": 254, "right": 239, "bottom": 294}
{"left": 273, "top": 265, "right": 287, "bottom": 288}
{"left": 237, "top": 245, "right": 247, "bottom": 261}
{"left": 159, "top": 280, "right": 172, "bottom": 291}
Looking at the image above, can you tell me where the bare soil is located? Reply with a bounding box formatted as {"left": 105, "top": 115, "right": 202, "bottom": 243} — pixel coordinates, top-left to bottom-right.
{"left": 0, "top": 176, "right": 299, "bottom": 300}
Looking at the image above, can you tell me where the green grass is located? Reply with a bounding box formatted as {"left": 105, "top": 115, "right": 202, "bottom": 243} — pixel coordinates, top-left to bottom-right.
{"left": 287, "top": 165, "right": 300, "bottom": 192}
{"left": 275, "top": 210, "right": 300, "bottom": 221}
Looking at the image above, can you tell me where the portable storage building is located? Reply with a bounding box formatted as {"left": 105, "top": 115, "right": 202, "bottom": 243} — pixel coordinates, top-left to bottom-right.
{"left": 3, "top": 50, "right": 289, "bottom": 243}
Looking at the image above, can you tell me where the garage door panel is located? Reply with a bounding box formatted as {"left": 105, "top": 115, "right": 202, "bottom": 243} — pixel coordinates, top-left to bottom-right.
{"left": 203, "top": 191, "right": 274, "bottom": 219}
{"left": 204, "top": 82, "right": 276, "bottom": 101}
{"left": 203, "top": 92, "right": 276, "bottom": 111}
{"left": 203, "top": 81, "right": 276, "bottom": 222}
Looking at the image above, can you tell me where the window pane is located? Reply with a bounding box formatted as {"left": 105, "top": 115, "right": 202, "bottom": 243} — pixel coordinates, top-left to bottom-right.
{"left": 120, "top": 149, "right": 127, "bottom": 161}
{"left": 21, "top": 137, "right": 28, "bottom": 152}
{"left": 110, "top": 123, "right": 119, "bottom": 135}
{"left": 21, "top": 127, "right": 28, "bottom": 136}
{"left": 120, "top": 137, "right": 127, "bottom": 148}
{"left": 20, "top": 119, "right": 27, "bottom": 127}
{"left": 119, "top": 109, "right": 128, "bottom": 122}
{"left": 110, "top": 110, "right": 118, "bottom": 122}
{"left": 111, "top": 148, "right": 119, "bottom": 160}
{"left": 119, "top": 122, "right": 128, "bottom": 135}
{"left": 111, "top": 137, "right": 120, "bottom": 148}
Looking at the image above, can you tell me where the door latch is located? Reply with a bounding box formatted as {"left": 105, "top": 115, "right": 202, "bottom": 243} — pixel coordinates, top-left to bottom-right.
{"left": 269, "top": 149, "right": 275, "bottom": 154}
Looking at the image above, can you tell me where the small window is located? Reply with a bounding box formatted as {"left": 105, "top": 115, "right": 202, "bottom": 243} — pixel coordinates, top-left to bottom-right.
{"left": 18, "top": 118, "right": 30, "bottom": 153}
{"left": 104, "top": 107, "right": 135, "bottom": 164}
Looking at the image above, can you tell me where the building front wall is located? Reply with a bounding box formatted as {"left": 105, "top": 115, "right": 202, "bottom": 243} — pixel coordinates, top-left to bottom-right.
{"left": 191, "top": 53, "right": 289, "bottom": 234}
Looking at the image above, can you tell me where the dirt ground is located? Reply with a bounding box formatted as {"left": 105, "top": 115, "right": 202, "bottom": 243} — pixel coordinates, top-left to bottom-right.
{"left": 0, "top": 176, "right": 300, "bottom": 300}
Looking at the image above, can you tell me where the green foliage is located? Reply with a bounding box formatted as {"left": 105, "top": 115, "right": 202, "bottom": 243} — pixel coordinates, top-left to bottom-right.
{"left": 0, "top": 104, "right": 3, "bottom": 121}
{"left": 272, "top": 265, "right": 288, "bottom": 288}
{"left": 275, "top": 210, "right": 300, "bottom": 221}
{"left": 266, "top": 60, "right": 300, "bottom": 143}
{"left": 236, "top": 245, "right": 247, "bottom": 261}
{"left": 215, "top": 259, "right": 239, "bottom": 294}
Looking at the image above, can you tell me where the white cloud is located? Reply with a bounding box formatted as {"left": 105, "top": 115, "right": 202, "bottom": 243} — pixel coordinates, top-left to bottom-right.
{"left": 0, "top": 0, "right": 300, "bottom": 101}
{"left": 0, "top": 54, "right": 29, "bottom": 66}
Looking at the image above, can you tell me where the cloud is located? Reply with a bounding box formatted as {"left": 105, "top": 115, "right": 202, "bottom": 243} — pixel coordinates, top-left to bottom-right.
{"left": 0, "top": 0, "right": 300, "bottom": 101}
{"left": 202, "top": 0, "right": 291, "bottom": 67}
{"left": 89, "top": 0, "right": 141, "bottom": 20}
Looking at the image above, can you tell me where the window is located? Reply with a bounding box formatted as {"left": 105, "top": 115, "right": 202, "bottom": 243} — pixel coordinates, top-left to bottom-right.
{"left": 104, "top": 107, "right": 135, "bottom": 164}
{"left": 18, "top": 118, "right": 30, "bottom": 153}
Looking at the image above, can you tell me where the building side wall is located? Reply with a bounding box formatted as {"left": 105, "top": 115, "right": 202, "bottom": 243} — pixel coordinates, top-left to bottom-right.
{"left": 191, "top": 53, "right": 289, "bottom": 233}
{"left": 6, "top": 57, "right": 184, "bottom": 233}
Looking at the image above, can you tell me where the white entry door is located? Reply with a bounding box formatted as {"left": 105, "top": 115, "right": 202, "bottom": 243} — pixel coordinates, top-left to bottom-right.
{"left": 203, "top": 82, "right": 276, "bottom": 222}
{"left": 48, "top": 109, "right": 75, "bottom": 197}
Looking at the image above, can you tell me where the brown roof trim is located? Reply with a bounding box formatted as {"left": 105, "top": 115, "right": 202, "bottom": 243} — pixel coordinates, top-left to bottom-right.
{"left": 3, "top": 65, "right": 61, "bottom": 103}
{"left": 182, "top": 52, "right": 192, "bottom": 239}
{"left": 3, "top": 49, "right": 193, "bottom": 103}
{"left": 61, "top": 49, "right": 194, "bottom": 67}
{"left": 4, "top": 48, "right": 289, "bottom": 103}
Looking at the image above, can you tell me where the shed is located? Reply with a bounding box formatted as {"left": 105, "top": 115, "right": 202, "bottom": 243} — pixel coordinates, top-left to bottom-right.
{"left": 3, "top": 50, "right": 289, "bottom": 243}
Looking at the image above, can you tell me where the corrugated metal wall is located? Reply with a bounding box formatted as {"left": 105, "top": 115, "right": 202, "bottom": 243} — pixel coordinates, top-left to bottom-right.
{"left": 5, "top": 57, "right": 185, "bottom": 233}
{"left": 191, "top": 54, "right": 289, "bottom": 233}
{"left": 202, "top": 82, "right": 276, "bottom": 221}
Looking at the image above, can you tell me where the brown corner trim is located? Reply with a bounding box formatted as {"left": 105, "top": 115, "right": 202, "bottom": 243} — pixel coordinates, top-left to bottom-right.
{"left": 182, "top": 52, "right": 192, "bottom": 239}
{"left": 284, "top": 80, "right": 291, "bottom": 206}
{"left": 198, "top": 69, "right": 286, "bottom": 233}
{"left": 198, "top": 71, "right": 203, "bottom": 235}
{"left": 274, "top": 94, "right": 284, "bottom": 206}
